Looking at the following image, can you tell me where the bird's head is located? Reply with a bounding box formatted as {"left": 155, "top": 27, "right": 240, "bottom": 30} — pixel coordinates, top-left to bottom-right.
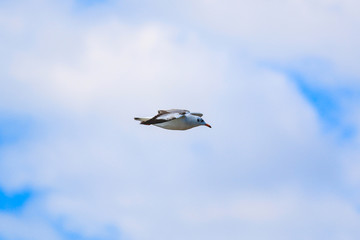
{"left": 196, "top": 117, "right": 211, "bottom": 128}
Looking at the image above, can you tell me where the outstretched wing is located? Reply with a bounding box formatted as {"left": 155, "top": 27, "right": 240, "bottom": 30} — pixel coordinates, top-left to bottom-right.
{"left": 158, "top": 109, "right": 189, "bottom": 115}
{"left": 190, "top": 112, "right": 203, "bottom": 117}
{"left": 141, "top": 110, "right": 188, "bottom": 125}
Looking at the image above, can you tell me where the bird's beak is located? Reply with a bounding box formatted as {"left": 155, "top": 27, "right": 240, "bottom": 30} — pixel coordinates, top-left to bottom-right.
{"left": 205, "top": 123, "right": 212, "bottom": 128}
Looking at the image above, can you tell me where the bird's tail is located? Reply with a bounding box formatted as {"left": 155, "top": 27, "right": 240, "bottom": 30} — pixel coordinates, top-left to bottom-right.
{"left": 134, "top": 117, "right": 151, "bottom": 123}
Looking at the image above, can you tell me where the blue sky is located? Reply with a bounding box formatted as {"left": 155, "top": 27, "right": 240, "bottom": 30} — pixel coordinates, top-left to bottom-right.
{"left": 1, "top": 0, "right": 360, "bottom": 239}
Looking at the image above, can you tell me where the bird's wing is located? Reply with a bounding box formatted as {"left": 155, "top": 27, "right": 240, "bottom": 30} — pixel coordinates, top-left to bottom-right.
{"left": 142, "top": 111, "right": 187, "bottom": 125}
{"left": 158, "top": 109, "right": 189, "bottom": 115}
{"left": 190, "top": 112, "right": 203, "bottom": 117}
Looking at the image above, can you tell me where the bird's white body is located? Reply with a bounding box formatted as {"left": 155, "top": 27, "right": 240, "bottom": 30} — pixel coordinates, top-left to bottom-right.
{"left": 154, "top": 114, "right": 198, "bottom": 130}
{"left": 134, "top": 109, "right": 211, "bottom": 131}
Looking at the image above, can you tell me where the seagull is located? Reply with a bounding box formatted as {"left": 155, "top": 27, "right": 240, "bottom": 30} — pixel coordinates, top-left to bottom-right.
{"left": 134, "top": 109, "right": 212, "bottom": 130}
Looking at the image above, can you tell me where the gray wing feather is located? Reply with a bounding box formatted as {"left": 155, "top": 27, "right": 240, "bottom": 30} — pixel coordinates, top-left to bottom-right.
{"left": 158, "top": 109, "right": 189, "bottom": 115}
{"left": 142, "top": 110, "right": 187, "bottom": 125}
{"left": 190, "top": 112, "right": 203, "bottom": 117}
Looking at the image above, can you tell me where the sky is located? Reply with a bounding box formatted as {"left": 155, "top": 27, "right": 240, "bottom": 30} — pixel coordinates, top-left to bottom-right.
{"left": 1, "top": 0, "right": 360, "bottom": 239}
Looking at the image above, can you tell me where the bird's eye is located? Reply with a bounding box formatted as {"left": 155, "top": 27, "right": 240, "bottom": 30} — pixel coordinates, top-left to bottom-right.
{"left": 197, "top": 119, "right": 199, "bottom": 122}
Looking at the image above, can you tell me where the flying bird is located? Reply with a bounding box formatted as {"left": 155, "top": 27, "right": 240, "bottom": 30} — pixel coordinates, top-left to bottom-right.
{"left": 134, "top": 109, "right": 212, "bottom": 130}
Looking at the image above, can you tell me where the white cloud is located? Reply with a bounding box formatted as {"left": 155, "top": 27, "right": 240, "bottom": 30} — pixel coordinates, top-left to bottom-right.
{"left": 3, "top": 17, "right": 225, "bottom": 116}
{"left": 180, "top": 189, "right": 360, "bottom": 240}
{"left": 1, "top": 0, "right": 360, "bottom": 240}
{"left": 172, "top": 0, "right": 360, "bottom": 83}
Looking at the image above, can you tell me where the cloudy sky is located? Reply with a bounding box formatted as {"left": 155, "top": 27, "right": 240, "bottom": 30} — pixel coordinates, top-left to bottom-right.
{"left": 1, "top": 0, "right": 360, "bottom": 239}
